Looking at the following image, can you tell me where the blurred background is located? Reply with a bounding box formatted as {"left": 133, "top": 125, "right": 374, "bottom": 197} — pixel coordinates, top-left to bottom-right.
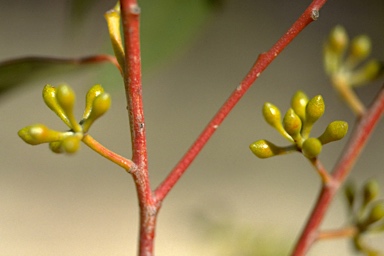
{"left": 1, "top": 0, "right": 384, "bottom": 255}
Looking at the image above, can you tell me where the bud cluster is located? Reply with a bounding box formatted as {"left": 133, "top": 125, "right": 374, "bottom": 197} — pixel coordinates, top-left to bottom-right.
{"left": 18, "top": 84, "right": 111, "bottom": 154}
{"left": 324, "top": 25, "right": 383, "bottom": 87}
{"left": 344, "top": 180, "right": 384, "bottom": 253}
{"left": 249, "top": 91, "right": 348, "bottom": 159}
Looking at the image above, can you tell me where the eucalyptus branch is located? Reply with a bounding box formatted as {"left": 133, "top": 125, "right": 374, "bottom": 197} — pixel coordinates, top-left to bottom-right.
{"left": 292, "top": 85, "right": 384, "bottom": 256}
{"left": 155, "top": 0, "right": 328, "bottom": 202}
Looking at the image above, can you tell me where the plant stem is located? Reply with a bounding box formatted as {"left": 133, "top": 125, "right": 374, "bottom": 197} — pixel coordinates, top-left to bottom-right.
{"left": 82, "top": 134, "right": 135, "bottom": 171}
{"left": 120, "top": 1, "right": 156, "bottom": 255}
{"left": 316, "top": 226, "right": 357, "bottom": 240}
{"left": 155, "top": 0, "right": 328, "bottom": 202}
{"left": 292, "top": 85, "right": 384, "bottom": 256}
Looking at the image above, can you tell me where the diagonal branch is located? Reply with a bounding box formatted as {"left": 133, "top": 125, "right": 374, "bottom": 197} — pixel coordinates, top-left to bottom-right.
{"left": 155, "top": 0, "right": 329, "bottom": 202}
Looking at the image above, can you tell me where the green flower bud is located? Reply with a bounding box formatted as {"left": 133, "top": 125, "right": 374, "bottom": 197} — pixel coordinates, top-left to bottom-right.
{"left": 249, "top": 140, "right": 285, "bottom": 159}
{"left": 363, "top": 180, "right": 380, "bottom": 207}
{"left": 350, "top": 35, "right": 371, "bottom": 61}
{"left": 350, "top": 60, "right": 384, "bottom": 87}
{"left": 318, "top": 121, "right": 348, "bottom": 145}
{"left": 42, "top": 84, "right": 71, "bottom": 127}
{"left": 306, "top": 95, "right": 325, "bottom": 123}
{"left": 302, "top": 95, "right": 325, "bottom": 138}
{"left": 283, "top": 108, "right": 303, "bottom": 144}
{"left": 291, "top": 91, "right": 308, "bottom": 122}
{"left": 62, "top": 136, "right": 81, "bottom": 154}
{"left": 83, "top": 84, "right": 105, "bottom": 120}
{"left": 56, "top": 84, "right": 82, "bottom": 132}
{"left": 82, "top": 93, "right": 111, "bottom": 132}
{"left": 302, "top": 138, "right": 322, "bottom": 159}
{"left": 366, "top": 201, "right": 384, "bottom": 226}
{"left": 49, "top": 141, "right": 64, "bottom": 154}
{"left": 344, "top": 182, "right": 356, "bottom": 210}
{"left": 18, "top": 124, "right": 65, "bottom": 145}
{"left": 328, "top": 25, "right": 349, "bottom": 53}
{"left": 262, "top": 103, "right": 292, "bottom": 141}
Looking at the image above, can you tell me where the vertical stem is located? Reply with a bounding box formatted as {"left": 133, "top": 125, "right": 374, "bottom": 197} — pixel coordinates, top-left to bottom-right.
{"left": 120, "top": 1, "right": 157, "bottom": 256}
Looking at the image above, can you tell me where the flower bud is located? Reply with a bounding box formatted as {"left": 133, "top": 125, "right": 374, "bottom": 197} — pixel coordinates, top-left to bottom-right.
{"left": 363, "top": 180, "right": 380, "bottom": 207}
{"left": 42, "top": 84, "right": 70, "bottom": 127}
{"left": 291, "top": 91, "right": 308, "bottom": 122}
{"left": 249, "top": 140, "right": 285, "bottom": 159}
{"left": 350, "top": 60, "right": 384, "bottom": 87}
{"left": 318, "top": 121, "right": 348, "bottom": 145}
{"left": 262, "top": 103, "right": 292, "bottom": 141}
{"left": 83, "top": 84, "right": 105, "bottom": 120}
{"left": 306, "top": 95, "right": 325, "bottom": 123}
{"left": 82, "top": 93, "right": 111, "bottom": 132}
{"left": 302, "top": 95, "right": 325, "bottom": 138}
{"left": 328, "top": 25, "right": 349, "bottom": 53}
{"left": 283, "top": 108, "right": 302, "bottom": 143}
{"left": 344, "top": 182, "right": 356, "bottom": 210}
{"left": 302, "top": 138, "right": 322, "bottom": 159}
{"left": 56, "top": 84, "right": 82, "bottom": 132}
{"left": 49, "top": 141, "right": 64, "bottom": 154}
{"left": 366, "top": 201, "right": 384, "bottom": 226}
{"left": 62, "top": 136, "right": 81, "bottom": 154}
{"left": 18, "top": 124, "right": 65, "bottom": 145}
{"left": 350, "top": 35, "right": 371, "bottom": 61}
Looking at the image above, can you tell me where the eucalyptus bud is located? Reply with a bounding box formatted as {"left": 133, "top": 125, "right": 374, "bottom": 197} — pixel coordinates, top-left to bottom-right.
{"left": 302, "top": 95, "right": 325, "bottom": 138}
{"left": 344, "top": 182, "right": 356, "bottom": 210}
{"left": 363, "top": 180, "right": 380, "bottom": 207}
{"left": 262, "top": 103, "right": 292, "bottom": 141}
{"left": 291, "top": 91, "right": 308, "bottom": 122}
{"left": 18, "top": 124, "right": 65, "bottom": 145}
{"left": 318, "top": 121, "right": 348, "bottom": 145}
{"left": 283, "top": 108, "right": 303, "bottom": 144}
{"left": 42, "top": 84, "right": 70, "bottom": 127}
{"left": 83, "top": 84, "right": 105, "bottom": 120}
{"left": 302, "top": 138, "right": 322, "bottom": 159}
{"left": 82, "top": 93, "right": 111, "bottom": 132}
{"left": 249, "top": 140, "right": 286, "bottom": 159}
{"left": 350, "top": 35, "right": 371, "bottom": 61}
{"left": 366, "top": 202, "right": 384, "bottom": 226}
{"left": 328, "top": 25, "right": 349, "bottom": 53}
{"left": 56, "top": 84, "right": 82, "bottom": 132}
{"left": 62, "top": 136, "right": 81, "bottom": 154}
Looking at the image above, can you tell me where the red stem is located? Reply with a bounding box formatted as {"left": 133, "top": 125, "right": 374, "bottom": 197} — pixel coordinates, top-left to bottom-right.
{"left": 292, "top": 86, "right": 384, "bottom": 256}
{"left": 154, "top": 0, "right": 328, "bottom": 202}
{"left": 120, "top": 1, "right": 156, "bottom": 255}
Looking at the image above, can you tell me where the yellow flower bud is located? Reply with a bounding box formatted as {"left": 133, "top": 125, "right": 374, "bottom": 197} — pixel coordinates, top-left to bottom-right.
{"left": 291, "top": 90, "right": 308, "bottom": 122}
{"left": 350, "top": 60, "right": 384, "bottom": 87}
{"left": 302, "top": 95, "right": 325, "bottom": 138}
{"left": 366, "top": 202, "right": 384, "bottom": 226}
{"left": 328, "top": 25, "right": 349, "bottom": 53}
{"left": 302, "top": 138, "right": 322, "bottom": 159}
{"left": 262, "top": 103, "right": 292, "bottom": 141}
{"left": 283, "top": 108, "right": 303, "bottom": 144}
{"left": 56, "top": 84, "right": 82, "bottom": 132}
{"left": 318, "top": 121, "right": 348, "bottom": 145}
{"left": 363, "top": 180, "right": 380, "bottom": 207}
{"left": 18, "top": 124, "right": 65, "bottom": 145}
{"left": 62, "top": 136, "right": 81, "bottom": 154}
{"left": 82, "top": 93, "right": 111, "bottom": 132}
{"left": 350, "top": 35, "right": 371, "bottom": 61}
{"left": 42, "top": 84, "right": 71, "bottom": 127}
{"left": 83, "top": 84, "right": 105, "bottom": 120}
{"left": 344, "top": 182, "right": 356, "bottom": 210}
{"left": 249, "top": 140, "right": 285, "bottom": 159}
{"left": 49, "top": 141, "right": 64, "bottom": 154}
